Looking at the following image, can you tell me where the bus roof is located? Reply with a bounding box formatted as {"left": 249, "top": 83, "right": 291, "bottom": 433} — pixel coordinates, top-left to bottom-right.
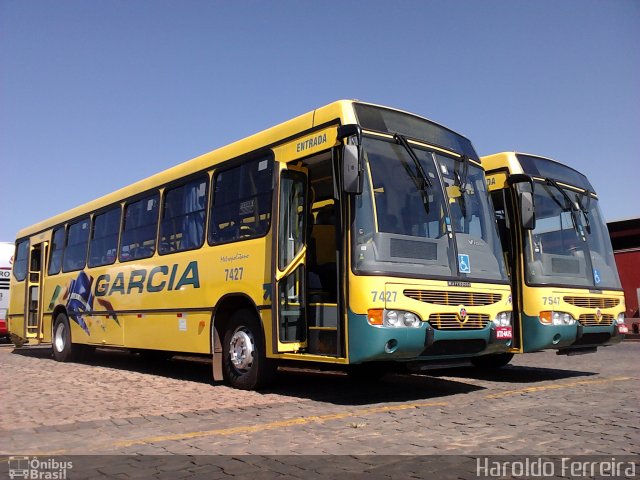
{"left": 16, "top": 100, "right": 357, "bottom": 239}
{"left": 481, "top": 151, "right": 595, "bottom": 193}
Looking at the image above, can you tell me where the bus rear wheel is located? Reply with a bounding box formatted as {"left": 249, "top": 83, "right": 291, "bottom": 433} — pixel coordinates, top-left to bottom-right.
{"left": 222, "top": 309, "right": 276, "bottom": 390}
{"left": 471, "top": 352, "right": 514, "bottom": 369}
{"left": 52, "top": 313, "right": 80, "bottom": 362}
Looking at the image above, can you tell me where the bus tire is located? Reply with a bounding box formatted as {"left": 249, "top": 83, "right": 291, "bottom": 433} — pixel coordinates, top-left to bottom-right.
{"left": 222, "top": 309, "right": 276, "bottom": 390}
{"left": 471, "top": 352, "right": 514, "bottom": 369}
{"left": 52, "top": 313, "right": 79, "bottom": 362}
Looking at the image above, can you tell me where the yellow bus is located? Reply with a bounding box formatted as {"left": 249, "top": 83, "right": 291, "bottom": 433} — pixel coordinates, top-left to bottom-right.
{"left": 483, "top": 152, "right": 626, "bottom": 363}
{"left": 8, "top": 101, "right": 514, "bottom": 389}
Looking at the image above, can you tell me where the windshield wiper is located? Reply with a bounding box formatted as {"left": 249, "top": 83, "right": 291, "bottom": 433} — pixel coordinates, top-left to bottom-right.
{"left": 544, "top": 178, "right": 585, "bottom": 240}
{"left": 393, "top": 133, "right": 432, "bottom": 213}
{"left": 456, "top": 154, "right": 470, "bottom": 190}
{"left": 575, "top": 191, "right": 592, "bottom": 235}
{"left": 453, "top": 154, "right": 470, "bottom": 218}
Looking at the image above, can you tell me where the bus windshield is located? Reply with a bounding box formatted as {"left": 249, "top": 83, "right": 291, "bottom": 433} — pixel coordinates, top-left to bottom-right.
{"left": 524, "top": 182, "right": 621, "bottom": 289}
{"left": 353, "top": 137, "right": 508, "bottom": 282}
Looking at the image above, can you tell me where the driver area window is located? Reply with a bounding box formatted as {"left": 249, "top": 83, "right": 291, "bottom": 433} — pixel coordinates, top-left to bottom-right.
{"left": 209, "top": 157, "right": 273, "bottom": 245}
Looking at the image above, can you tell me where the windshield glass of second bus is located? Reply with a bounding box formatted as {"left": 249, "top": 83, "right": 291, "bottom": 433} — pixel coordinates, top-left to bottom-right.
{"left": 352, "top": 137, "right": 507, "bottom": 282}
{"left": 580, "top": 193, "right": 621, "bottom": 289}
{"left": 524, "top": 183, "right": 621, "bottom": 289}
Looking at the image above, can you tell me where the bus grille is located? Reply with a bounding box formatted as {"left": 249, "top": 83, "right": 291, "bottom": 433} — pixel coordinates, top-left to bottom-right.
{"left": 578, "top": 314, "right": 614, "bottom": 326}
{"left": 428, "top": 313, "right": 490, "bottom": 329}
{"left": 404, "top": 290, "right": 501, "bottom": 306}
{"left": 563, "top": 296, "right": 619, "bottom": 309}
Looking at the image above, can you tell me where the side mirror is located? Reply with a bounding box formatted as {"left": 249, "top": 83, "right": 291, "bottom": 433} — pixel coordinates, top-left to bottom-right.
{"left": 508, "top": 173, "right": 536, "bottom": 230}
{"left": 337, "top": 124, "right": 363, "bottom": 195}
{"left": 519, "top": 191, "right": 536, "bottom": 230}
{"left": 342, "top": 144, "right": 363, "bottom": 194}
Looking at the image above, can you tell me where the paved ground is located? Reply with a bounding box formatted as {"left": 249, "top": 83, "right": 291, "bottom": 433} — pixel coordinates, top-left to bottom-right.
{"left": 0, "top": 341, "right": 638, "bottom": 477}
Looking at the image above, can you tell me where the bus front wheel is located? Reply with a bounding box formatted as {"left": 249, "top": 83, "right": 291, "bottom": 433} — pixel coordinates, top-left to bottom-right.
{"left": 471, "top": 353, "right": 514, "bottom": 369}
{"left": 52, "top": 313, "right": 79, "bottom": 362}
{"left": 222, "top": 309, "right": 276, "bottom": 390}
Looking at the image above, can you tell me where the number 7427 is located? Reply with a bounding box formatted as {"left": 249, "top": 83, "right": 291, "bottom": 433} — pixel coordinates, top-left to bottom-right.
{"left": 371, "top": 290, "right": 397, "bottom": 303}
{"left": 224, "top": 267, "right": 243, "bottom": 281}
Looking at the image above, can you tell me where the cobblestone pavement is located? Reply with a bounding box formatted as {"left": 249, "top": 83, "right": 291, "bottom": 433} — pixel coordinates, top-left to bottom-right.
{"left": 1, "top": 341, "right": 638, "bottom": 462}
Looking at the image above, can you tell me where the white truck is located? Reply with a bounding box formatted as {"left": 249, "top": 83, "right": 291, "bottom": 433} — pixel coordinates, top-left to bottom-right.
{"left": 0, "top": 242, "right": 13, "bottom": 341}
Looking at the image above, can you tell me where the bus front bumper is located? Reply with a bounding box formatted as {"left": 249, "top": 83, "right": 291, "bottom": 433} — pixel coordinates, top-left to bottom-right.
{"left": 521, "top": 314, "right": 625, "bottom": 353}
{"left": 347, "top": 311, "right": 511, "bottom": 364}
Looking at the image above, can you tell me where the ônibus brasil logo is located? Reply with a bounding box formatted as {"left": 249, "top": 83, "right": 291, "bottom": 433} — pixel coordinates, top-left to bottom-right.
{"left": 8, "top": 457, "right": 72, "bottom": 479}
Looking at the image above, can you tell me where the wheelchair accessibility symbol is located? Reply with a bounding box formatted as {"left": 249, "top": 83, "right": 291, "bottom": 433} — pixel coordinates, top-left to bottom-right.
{"left": 458, "top": 254, "right": 471, "bottom": 274}
{"left": 593, "top": 269, "right": 601, "bottom": 285}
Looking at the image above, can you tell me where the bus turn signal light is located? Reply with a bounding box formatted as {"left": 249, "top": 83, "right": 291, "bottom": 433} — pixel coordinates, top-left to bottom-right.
{"left": 539, "top": 311, "right": 576, "bottom": 326}
{"left": 368, "top": 309, "right": 384, "bottom": 326}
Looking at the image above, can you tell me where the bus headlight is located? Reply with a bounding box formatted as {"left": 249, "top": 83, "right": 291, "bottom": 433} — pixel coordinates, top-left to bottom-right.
{"left": 492, "top": 311, "right": 512, "bottom": 327}
{"left": 386, "top": 310, "right": 401, "bottom": 327}
{"left": 616, "top": 313, "right": 626, "bottom": 325}
{"left": 540, "top": 311, "right": 576, "bottom": 326}
{"left": 402, "top": 312, "right": 421, "bottom": 328}
{"left": 367, "top": 309, "right": 422, "bottom": 328}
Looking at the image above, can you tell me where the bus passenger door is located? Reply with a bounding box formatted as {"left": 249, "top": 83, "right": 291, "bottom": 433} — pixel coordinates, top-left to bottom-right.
{"left": 273, "top": 164, "right": 308, "bottom": 352}
{"left": 25, "top": 239, "right": 49, "bottom": 342}
{"left": 489, "top": 182, "right": 523, "bottom": 352}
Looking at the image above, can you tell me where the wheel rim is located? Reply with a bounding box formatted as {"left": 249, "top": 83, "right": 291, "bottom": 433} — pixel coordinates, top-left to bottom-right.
{"left": 54, "top": 322, "right": 66, "bottom": 353}
{"left": 229, "top": 327, "right": 255, "bottom": 372}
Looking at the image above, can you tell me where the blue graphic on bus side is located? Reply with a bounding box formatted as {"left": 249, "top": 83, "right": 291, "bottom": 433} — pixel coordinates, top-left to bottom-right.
{"left": 66, "top": 271, "right": 94, "bottom": 334}
{"left": 458, "top": 254, "right": 471, "bottom": 274}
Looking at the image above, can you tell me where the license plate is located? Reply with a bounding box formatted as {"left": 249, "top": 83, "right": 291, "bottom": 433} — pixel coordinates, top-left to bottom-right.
{"left": 496, "top": 326, "right": 512, "bottom": 339}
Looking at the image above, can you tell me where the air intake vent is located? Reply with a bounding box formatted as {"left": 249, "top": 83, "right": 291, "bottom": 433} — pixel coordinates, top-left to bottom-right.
{"left": 428, "top": 313, "right": 490, "bottom": 330}
{"left": 390, "top": 238, "right": 437, "bottom": 260}
{"left": 564, "top": 296, "right": 619, "bottom": 309}
{"left": 404, "top": 290, "right": 501, "bottom": 306}
{"left": 551, "top": 258, "right": 580, "bottom": 274}
{"left": 578, "top": 314, "right": 614, "bottom": 326}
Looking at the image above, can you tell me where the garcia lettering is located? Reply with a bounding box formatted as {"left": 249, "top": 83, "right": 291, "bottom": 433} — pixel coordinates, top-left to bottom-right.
{"left": 95, "top": 261, "right": 200, "bottom": 297}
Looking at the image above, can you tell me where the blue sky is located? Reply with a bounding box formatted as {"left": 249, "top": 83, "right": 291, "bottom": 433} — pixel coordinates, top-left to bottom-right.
{"left": 1, "top": 0, "right": 638, "bottom": 241}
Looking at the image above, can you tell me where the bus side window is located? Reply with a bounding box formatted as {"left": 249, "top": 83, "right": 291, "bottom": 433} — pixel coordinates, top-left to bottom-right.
{"left": 160, "top": 176, "right": 208, "bottom": 254}
{"left": 120, "top": 194, "right": 159, "bottom": 261}
{"left": 490, "top": 190, "right": 512, "bottom": 275}
{"left": 209, "top": 157, "right": 273, "bottom": 245}
{"left": 490, "top": 191, "right": 509, "bottom": 250}
{"left": 89, "top": 206, "right": 121, "bottom": 267}
{"left": 62, "top": 218, "right": 90, "bottom": 273}
{"left": 48, "top": 227, "right": 65, "bottom": 275}
{"left": 13, "top": 240, "right": 29, "bottom": 282}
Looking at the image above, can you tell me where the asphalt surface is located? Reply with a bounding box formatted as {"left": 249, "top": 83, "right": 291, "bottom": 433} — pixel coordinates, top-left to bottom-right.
{"left": 1, "top": 340, "right": 638, "bottom": 478}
